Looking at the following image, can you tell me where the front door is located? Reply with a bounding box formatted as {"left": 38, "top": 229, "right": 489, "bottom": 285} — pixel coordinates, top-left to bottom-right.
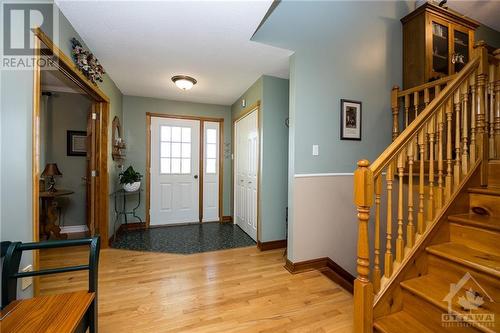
{"left": 151, "top": 117, "right": 200, "bottom": 225}
{"left": 234, "top": 109, "right": 258, "bottom": 240}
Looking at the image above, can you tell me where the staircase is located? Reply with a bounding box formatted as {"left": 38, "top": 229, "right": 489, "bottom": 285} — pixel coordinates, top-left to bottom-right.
{"left": 353, "top": 43, "right": 500, "bottom": 332}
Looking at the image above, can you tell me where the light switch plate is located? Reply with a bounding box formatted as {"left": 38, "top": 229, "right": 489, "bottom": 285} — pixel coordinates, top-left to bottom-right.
{"left": 312, "top": 145, "right": 319, "bottom": 156}
{"left": 21, "top": 265, "right": 33, "bottom": 290}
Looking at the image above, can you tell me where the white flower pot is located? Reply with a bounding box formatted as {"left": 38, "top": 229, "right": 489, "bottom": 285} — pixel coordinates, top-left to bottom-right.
{"left": 123, "top": 181, "right": 140, "bottom": 192}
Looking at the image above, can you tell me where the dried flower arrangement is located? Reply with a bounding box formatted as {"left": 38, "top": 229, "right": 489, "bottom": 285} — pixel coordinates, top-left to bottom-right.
{"left": 71, "top": 37, "right": 106, "bottom": 84}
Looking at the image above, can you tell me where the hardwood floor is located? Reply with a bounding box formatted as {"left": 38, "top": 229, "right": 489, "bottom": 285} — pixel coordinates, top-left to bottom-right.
{"left": 40, "top": 246, "right": 353, "bottom": 332}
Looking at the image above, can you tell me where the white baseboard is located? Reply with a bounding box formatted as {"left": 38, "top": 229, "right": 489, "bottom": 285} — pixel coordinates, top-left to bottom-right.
{"left": 60, "top": 225, "right": 89, "bottom": 234}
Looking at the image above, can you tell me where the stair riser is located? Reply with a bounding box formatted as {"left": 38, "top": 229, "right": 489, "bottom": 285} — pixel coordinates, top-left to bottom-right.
{"left": 427, "top": 255, "right": 500, "bottom": 291}
{"left": 402, "top": 290, "right": 478, "bottom": 333}
{"left": 469, "top": 193, "right": 500, "bottom": 216}
{"left": 449, "top": 223, "right": 500, "bottom": 256}
{"left": 487, "top": 161, "right": 500, "bottom": 188}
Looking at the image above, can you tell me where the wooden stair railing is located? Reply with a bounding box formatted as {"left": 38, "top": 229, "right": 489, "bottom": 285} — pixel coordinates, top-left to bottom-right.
{"left": 353, "top": 42, "right": 500, "bottom": 333}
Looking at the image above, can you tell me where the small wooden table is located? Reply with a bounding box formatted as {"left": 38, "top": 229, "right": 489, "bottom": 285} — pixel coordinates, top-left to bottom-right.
{"left": 40, "top": 189, "right": 74, "bottom": 239}
{"left": 0, "top": 291, "right": 94, "bottom": 333}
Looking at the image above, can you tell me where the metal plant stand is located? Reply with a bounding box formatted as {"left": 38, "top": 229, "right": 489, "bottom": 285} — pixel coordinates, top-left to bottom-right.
{"left": 112, "top": 189, "right": 144, "bottom": 241}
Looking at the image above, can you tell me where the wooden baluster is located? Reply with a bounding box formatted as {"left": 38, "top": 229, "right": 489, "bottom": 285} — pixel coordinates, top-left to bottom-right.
{"left": 435, "top": 84, "right": 441, "bottom": 97}
{"left": 424, "top": 88, "right": 430, "bottom": 108}
{"left": 413, "top": 91, "right": 419, "bottom": 119}
{"left": 495, "top": 50, "right": 500, "bottom": 158}
{"left": 353, "top": 160, "right": 373, "bottom": 333}
{"left": 470, "top": 74, "right": 477, "bottom": 163}
{"left": 437, "top": 107, "right": 444, "bottom": 210}
{"left": 428, "top": 115, "right": 436, "bottom": 222}
{"left": 407, "top": 141, "right": 415, "bottom": 248}
{"left": 461, "top": 82, "right": 469, "bottom": 175}
{"left": 396, "top": 152, "right": 405, "bottom": 262}
{"left": 454, "top": 90, "right": 462, "bottom": 188}
{"left": 476, "top": 41, "right": 489, "bottom": 186}
{"left": 417, "top": 128, "right": 426, "bottom": 234}
{"left": 404, "top": 94, "right": 410, "bottom": 128}
{"left": 385, "top": 162, "right": 394, "bottom": 278}
{"left": 445, "top": 99, "right": 453, "bottom": 200}
{"left": 392, "top": 86, "right": 400, "bottom": 141}
{"left": 489, "top": 63, "right": 496, "bottom": 158}
{"left": 373, "top": 176, "right": 382, "bottom": 294}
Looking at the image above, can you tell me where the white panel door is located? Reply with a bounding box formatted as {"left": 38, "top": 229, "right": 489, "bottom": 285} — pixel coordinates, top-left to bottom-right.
{"left": 234, "top": 110, "right": 258, "bottom": 241}
{"left": 203, "top": 122, "right": 220, "bottom": 222}
{"left": 151, "top": 117, "right": 200, "bottom": 225}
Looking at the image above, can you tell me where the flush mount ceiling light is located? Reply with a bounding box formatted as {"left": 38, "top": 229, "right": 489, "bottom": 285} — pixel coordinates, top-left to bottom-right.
{"left": 172, "top": 75, "right": 197, "bottom": 90}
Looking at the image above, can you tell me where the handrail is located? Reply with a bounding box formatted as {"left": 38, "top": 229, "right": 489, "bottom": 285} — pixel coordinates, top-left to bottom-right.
{"left": 397, "top": 74, "right": 456, "bottom": 97}
{"left": 371, "top": 56, "right": 479, "bottom": 177}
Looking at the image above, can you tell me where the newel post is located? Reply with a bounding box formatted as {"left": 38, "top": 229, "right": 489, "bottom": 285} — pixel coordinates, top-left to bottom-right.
{"left": 353, "top": 159, "right": 374, "bottom": 333}
{"left": 391, "top": 86, "right": 400, "bottom": 141}
{"left": 493, "top": 49, "right": 500, "bottom": 159}
{"left": 475, "top": 41, "right": 489, "bottom": 185}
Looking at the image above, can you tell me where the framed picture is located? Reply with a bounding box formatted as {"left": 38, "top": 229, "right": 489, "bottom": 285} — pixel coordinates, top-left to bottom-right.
{"left": 67, "top": 130, "right": 87, "bottom": 156}
{"left": 340, "top": 99, "right": 362, "bottom": 140}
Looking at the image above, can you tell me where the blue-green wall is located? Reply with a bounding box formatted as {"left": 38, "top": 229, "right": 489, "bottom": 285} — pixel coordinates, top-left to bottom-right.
{"left": 122, "top": 96, "right": 232, "bottom": 220}
{"left": 231, "top": 75, "right": 289, "bottom": 242}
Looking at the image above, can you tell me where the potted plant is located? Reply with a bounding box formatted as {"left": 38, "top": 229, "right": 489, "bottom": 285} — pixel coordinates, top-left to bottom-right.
{"left": 119, "top": 166, "right": 142, "bottom": 192}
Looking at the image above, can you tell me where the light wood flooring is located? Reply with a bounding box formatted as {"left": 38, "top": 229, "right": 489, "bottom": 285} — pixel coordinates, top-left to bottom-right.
{"left": 40, "top": 246, "right": 353, "bottom": 332}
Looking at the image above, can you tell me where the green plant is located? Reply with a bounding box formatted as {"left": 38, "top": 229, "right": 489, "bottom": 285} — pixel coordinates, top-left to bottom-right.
{"left": 119, "top": 166, "right": 142, "bottom": 184}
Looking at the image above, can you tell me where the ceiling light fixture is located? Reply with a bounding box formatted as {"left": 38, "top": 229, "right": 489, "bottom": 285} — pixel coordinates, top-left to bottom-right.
{"left": 172, "top": 75, "right": 197, "bottom": 90}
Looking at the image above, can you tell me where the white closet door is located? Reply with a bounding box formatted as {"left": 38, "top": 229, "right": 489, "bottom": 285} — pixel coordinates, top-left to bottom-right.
{"left": 203, "top": 121, "right": 220, "bottom": 222}
{"left": 234, "top": 110, "right": 258, "bottom": 240}
{"left": 150, "top": 117, "right": 200, "bottom": 225}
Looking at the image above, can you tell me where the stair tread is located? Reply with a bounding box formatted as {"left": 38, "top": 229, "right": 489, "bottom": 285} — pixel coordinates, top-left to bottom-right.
{"left": 468, "top": 187, "right": 500, "bottom": 196}
{"left": 449, "top": 213, "right": 500, "bottom": 232}
{"left": 374, "top": 311, "right": 436, "bottom": 333}
{"left": 427, "top": 242, "right": 500, "bottom": 278}
{"left": 401, "top": 274, "right": 500, "bottom": 324}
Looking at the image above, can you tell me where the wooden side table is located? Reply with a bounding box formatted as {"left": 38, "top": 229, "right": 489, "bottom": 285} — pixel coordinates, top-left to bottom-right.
{"left": 39, "top": 189, "right": 74, "bottom": 240}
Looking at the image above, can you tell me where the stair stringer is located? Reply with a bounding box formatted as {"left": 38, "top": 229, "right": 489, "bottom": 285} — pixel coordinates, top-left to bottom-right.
{"left": 373, "top": 159, "right": 482, "bottom": 321}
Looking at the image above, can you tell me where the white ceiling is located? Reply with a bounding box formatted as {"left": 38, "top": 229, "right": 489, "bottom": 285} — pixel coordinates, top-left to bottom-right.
{"left": 446, "top": 0, "right": 500, "bottom": 32}
{"left": 55, "top": 0, "right": 292, "bottom": 106}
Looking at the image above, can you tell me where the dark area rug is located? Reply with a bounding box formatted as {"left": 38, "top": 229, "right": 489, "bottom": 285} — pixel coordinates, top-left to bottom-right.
{"left": 110, "top": 222, "right": 256, "bottom": 254}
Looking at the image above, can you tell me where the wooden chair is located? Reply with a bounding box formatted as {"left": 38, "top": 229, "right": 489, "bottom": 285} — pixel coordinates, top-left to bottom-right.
{"left": 1, "top": 237, "right": 100, "bottom": 333}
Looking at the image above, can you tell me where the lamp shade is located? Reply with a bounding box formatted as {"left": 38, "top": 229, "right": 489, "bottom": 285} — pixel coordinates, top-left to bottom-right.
{"left": 42, "top": 163, "right": 62, "bottom": 177}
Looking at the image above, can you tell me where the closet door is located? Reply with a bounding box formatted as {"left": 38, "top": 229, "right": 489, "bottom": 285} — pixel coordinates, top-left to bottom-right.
{"left": 234, "top": 109, "right": 258, "bottom": 240}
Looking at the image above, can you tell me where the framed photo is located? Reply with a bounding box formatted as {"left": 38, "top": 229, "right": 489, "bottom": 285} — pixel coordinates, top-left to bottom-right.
{"left": 340, "top": 99, "right": 362, "bottom": 140}
{"left": 67, "top": 130, "right": 87, "bottom": 156}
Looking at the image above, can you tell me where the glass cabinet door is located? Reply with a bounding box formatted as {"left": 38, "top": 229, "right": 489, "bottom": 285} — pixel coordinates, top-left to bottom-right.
{"left": 431, "top": 21, "right": 449, "bottom": 79}
{"left": 452, "top": 29, "right": 469, "bottom": 73}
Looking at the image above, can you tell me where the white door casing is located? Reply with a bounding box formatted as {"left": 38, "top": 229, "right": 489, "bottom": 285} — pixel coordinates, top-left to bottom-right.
{"left": 234, "top": 109, "right": 258, "bottom": 241}
{"left": 150, "top": 117, "right": 200, "bottom": 225}
{"left": 202, "top": 121, "right": 220, "bottom": 222}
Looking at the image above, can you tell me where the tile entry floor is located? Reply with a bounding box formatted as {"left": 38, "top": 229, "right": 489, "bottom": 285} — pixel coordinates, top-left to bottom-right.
{"left": 111, "top": 222, "right": 256, "bottom": 254}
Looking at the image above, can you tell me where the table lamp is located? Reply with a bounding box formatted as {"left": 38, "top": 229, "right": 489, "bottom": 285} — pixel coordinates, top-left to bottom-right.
{"left": 42, "top": 163, "right": 62, "bottom": 192}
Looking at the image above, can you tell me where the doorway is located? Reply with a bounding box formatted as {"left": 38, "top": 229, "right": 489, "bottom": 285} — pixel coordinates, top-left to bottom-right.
{"left": 146, "top": 114, "right": 223, "bottom": 226}
{"left": 233, "top": 106, "right": 259, "bottom": 241}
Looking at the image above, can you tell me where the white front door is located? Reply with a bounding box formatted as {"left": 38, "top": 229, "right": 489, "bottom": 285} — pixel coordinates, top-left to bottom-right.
{"left": 234, "top": 110, "right": 258, "bottom": 241}
{"left": 151, "top": 117, "right": 200, "bottom": 225}
{"left": 203, "top": 122, "right": 220, "bottom": 222}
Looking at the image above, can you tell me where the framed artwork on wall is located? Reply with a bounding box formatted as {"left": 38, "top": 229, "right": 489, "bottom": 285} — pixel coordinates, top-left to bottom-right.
{"left": 67, "top": 130, "right": 87, "bottom": 156}
{"left": 340, "top": 99, "right": 362, "bottom": 140}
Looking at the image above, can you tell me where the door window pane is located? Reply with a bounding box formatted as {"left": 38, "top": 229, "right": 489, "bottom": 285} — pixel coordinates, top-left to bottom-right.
{"left": 207, "top": 129, "right": 217, "bottom": 144}
{"left": 161, "top": 126, "right": 171, "bottom": 141}
{"left": 181, "top": 127, "right": 191, "bottom": 143}
{"left": 160, "top": 158, "right": 170, "bottom": 174}
{"left": 171, "top": 126, "right": 181, "bottom": 142}
{"left": 171, "top": 142, "right": 181, "bottom": 158}
{"left": 160, "top": 142, "right": 170, "bottom": 157}
{"left": 181, "top": 143, "right": 191, "bottom": 158}
{"left": 206, "top": 159, "right": 216, "bottom": 174}
{"left": 171, "top": 158, "right": 181, "bottom": 173}
{"left": 206, "top": 143, "right": 216, "bottom": 159}
{"left": 181, "top": 158, "right": 191, "bottom": 174}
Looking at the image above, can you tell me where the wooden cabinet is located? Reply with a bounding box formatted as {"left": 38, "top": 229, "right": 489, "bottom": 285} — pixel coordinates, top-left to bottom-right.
{"left": 401, "top": 3, "right": 479, "bottom": 89}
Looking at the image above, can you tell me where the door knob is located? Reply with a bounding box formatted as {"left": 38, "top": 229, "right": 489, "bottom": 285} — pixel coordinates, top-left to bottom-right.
{"left": 194, "top": 175, "right": 198, "bottom": 179}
